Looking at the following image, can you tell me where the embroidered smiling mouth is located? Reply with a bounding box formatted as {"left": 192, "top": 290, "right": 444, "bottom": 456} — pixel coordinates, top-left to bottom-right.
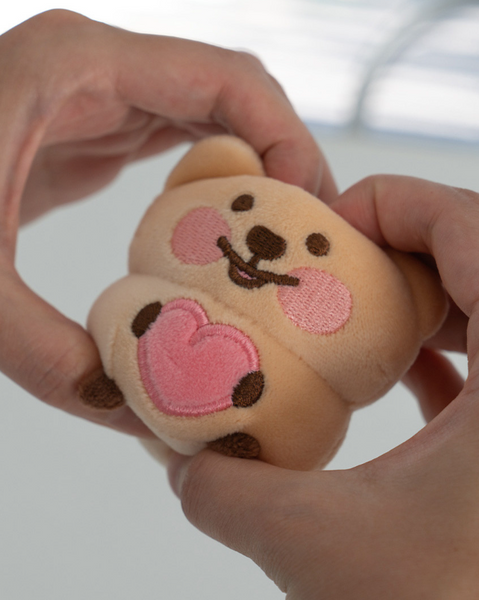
{"left": 217, "top": 236, "right": 299, "bottom": 289}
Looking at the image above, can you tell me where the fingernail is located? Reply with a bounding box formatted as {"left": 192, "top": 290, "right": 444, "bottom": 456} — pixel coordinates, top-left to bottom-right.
{"left": 167, "top": 451, "right": 194, "bottom": 498}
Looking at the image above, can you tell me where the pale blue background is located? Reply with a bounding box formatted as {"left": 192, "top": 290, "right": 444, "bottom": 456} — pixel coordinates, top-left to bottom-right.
{"left": 0, "top": 132, "right": 475, "bottom": 600}
{"left": 1, "top": 2, "right": 478, "bottom": 599}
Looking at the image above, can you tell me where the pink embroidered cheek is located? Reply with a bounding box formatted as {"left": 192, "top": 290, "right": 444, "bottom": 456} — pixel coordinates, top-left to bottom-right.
{"left": 277, "top": 268, "right": 352, "bottom": 335}
{"left": 171, "top": 207, "right": 231, "bottom": 264}
{"left": 138, "top": 299, "right": 260, "bottom": 417}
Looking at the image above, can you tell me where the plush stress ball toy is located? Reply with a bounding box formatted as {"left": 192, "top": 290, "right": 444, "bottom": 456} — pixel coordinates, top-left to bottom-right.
{"left": 81, "top": 135, "right": 447, "bottom": 471}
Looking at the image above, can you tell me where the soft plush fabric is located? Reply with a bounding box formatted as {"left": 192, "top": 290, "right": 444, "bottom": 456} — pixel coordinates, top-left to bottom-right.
{"left": 84, "top": 135, "right": 448, "bottom": 470}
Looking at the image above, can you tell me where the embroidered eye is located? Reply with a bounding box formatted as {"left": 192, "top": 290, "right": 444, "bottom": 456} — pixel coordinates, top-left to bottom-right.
{"left": 306, "top": 233, "right": 330, "bottom": 257}
{"left": 232, "top": 194, "right": 254, "bottom": 212}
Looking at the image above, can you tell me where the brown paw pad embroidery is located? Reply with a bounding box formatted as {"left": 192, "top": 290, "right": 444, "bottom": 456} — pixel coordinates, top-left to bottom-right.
{"left": 132, "top": 301, "right": 163, "bottom": 338}
{"left": 232, "top": 370, "right": 264, "bottom": 407}
{"left": 207, "top": 432, "right": 261, "bottom": 459}
{"left": 79, "top": 369, "right": 125, "bottom": 410}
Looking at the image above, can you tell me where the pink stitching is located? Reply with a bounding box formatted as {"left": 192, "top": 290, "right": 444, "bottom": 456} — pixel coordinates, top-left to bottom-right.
{"left": 277, "top": 268, "right": 352, "bottom": 334}
{"left": 171, "top": 207, "right": 231, "bottom": 265}
{"left": 138, "top": 299, "right": 260, "bottom": 417}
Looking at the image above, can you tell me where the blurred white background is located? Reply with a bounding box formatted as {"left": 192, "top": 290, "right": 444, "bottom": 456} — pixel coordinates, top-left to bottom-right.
{"left": 1, "top": 1, "right": 478, "bottom": 599}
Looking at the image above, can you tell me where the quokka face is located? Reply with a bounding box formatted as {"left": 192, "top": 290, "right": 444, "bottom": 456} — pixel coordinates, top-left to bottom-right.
{"left": 85, "top": 136, "right": 447, "bottom": 470}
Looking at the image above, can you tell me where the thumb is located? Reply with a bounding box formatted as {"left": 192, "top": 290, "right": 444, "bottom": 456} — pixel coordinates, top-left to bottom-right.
{"left": 0, "top": 264, "right": 151, "bottom": 436}
{"left": 402, "top": 348, "right": 464, "bottom": 422}
{"left": 168, "top": 449, "right": 318, "bottom": 593}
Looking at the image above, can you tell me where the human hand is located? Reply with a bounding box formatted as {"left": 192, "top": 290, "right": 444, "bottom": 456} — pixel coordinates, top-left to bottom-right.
{"left": 0, "top": 9, "right": 334, "bottom": 435}
{"left": 168, "top": 176, "right": 479, "bottom": 599}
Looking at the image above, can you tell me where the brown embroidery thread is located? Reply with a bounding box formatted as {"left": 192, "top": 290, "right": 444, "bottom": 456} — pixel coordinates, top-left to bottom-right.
{"left": 207, "top": 432, "right": 261, "bottom": 459}
{"left": 132, "top": 302, "right": 163, "bottom": 338}
{"left": 306, "top": 232, "right": 330, "bottom": 257}
{"left": 217, "top": 236, "right": 299, "bottom": 289}
{"left": 247, "top": 225, "right": 286, "bottom": 261}
{"left": 232, "top": 371, "right": 264, "bottom": 407}
{"left": 79, "top": 369, "right": 125, "bottom": 410}
{"left": 231, "top": 194, "right": 254, "bottom": 212}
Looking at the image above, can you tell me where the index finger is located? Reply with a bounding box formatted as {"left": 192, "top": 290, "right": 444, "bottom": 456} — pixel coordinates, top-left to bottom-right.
{"left": 0, "top": 262, "right": 153, "bottom": 437}
{"left": 333, "top": 175, "right": 479, "bottom": 321}
{"left": 112, "top": 30, "right": 337, "bottom": 199}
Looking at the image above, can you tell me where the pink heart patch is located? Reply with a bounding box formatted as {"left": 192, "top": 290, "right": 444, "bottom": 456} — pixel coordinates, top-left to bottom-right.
{"left": 138, "top": 299, "right": 260, "bottom": 417}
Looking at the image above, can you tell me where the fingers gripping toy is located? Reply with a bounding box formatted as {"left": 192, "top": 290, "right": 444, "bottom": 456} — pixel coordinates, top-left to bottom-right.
{"left": 80, "top": 135, "right": 447, "bottom": 470}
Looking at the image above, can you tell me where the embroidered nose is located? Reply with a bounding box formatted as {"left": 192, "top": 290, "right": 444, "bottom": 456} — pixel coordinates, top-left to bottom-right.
{"left": 246, "top": 225, "right": 286, "bottom": 262}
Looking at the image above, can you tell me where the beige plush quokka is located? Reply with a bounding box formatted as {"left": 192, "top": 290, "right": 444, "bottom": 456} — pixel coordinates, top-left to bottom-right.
{"left": 81, "top": 136, "right": 447, "bottom": 470}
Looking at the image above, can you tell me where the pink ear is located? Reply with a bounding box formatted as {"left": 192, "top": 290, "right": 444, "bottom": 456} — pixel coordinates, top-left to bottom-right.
{"left": 171, "top": 207, "right": 231, "bottom": 265}
{"left": 278, "top": 268, "right": 352, "bottom": 334}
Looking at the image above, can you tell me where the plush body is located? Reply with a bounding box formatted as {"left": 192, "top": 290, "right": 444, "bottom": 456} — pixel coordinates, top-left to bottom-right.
{"left": 82, "top": 136, "right": 447, "bottom": 470}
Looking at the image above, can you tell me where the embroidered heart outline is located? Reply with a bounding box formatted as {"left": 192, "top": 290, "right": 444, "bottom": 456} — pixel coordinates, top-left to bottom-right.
{"left": 137, "top": 299, "right": 262, "bottom": 417}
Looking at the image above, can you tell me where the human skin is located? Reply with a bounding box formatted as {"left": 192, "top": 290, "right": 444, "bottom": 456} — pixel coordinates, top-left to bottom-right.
{"left": 0, "top": 9, "right": 335, "bottom": 435}
{"left": 168, "top": 176, "right": 479, "bottom": 599}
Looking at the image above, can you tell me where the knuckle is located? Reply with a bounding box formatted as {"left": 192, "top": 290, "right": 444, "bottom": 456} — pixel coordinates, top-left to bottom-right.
{"left": 5, "top": 10, "right": 112, "bottom": 116}
{"left": 269, "top": 73, "right": 286, "bottom": 93}
{"left": 3, "top": 9, "right": 91, "bottom": 70}
{"left": 10, "top": 9, "right": 91, "bottom": 46}
{"left": 453, "top": 186, "right": 479, "bottom": 206}
{"left": 230, "top": 49, "right": 268, "bottom": 75}
{"left": 29, "top": 8, "right": 88, "bottom": 27}
{"left": 240, "top": 50, "right": 264, "bottom": 67}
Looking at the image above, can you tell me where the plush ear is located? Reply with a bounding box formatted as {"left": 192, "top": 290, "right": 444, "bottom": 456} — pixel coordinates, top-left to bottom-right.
{"left": 165, "top": 135, "right": 265, "bottom": 190}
